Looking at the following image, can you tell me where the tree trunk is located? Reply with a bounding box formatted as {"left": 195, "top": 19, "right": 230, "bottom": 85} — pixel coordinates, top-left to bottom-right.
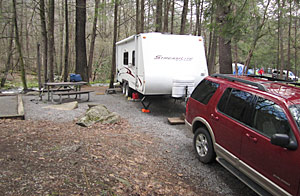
{"left": 180, "top": 0, "right": 188, "bottom": 35}
{"left": 58, "top": 0, "right": 64, "bottom": 76}
{"left": 287, "top": 0, "right": 292, "bottom": 78}
{"left": 194, "top": 0, "right": 200, "bottom": 36}
{"left": 208, "top": 31, "right": 218, "bottom": 74}
{"left": 1, "top": 23, "right": 14, "bottom": 87}
{"left": 12, "top": 0, "right": 27, "bottom": 90}
{"left": 140, "top": 0, "right": 145, "bottom": 33}
{"left": 155, "top": 0, "right": 163, "bottom": 32}
{"left": 217, "top": 1, "right": 232, "bottom": 74}
{"left": 295, "top": 7, "right": 298, "bottom": 78}
{"left": 198, "top": 0, "right": 204, "bottom": 36}
{"left": 75, "top": 0, "right": 88, "bottom": 82}
{"left": 88, "top": 0, "right": 100, "bottom": 80}
{"left": 136, "top": 0, "right": 139, "bottom": 34}
{"left": 109, "top": 0, "right": 118, "bottom": 88}
{"left": 39, "top": 0, "right": 48, "bottom": 83}
{"left": 279, "top": 0, "right": 285, "bottom": 79}
{"left": 48, "top": 0, "right": 55, "bottom": 82}
{"left": 163, "top": 0, "right": 169, "bottom": 32}
{"left": 63, "top": 0, "right": 69, "bottom": 82}
{"left": 170, "top": 0, "right": 175, "bottom": 34}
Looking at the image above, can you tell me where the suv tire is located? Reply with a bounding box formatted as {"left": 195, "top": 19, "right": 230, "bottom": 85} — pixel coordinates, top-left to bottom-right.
{"left": 193, "top": 128, "right": 215, "bottom": 164}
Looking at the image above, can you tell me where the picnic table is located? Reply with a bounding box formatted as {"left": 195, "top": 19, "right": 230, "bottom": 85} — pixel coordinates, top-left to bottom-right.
{"left": 44, "top": 81, "right": 93, "bottom": 103}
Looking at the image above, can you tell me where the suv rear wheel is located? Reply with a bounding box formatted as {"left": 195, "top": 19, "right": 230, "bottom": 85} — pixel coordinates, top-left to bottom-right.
{"left": 193, "top": 128, "right": 215, "bottom": 163}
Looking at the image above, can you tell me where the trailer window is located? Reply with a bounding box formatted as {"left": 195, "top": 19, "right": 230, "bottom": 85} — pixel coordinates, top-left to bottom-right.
{"left": 132, "top": 51, "right": 135, "bottom": 66}
{"left": 123, "top": 52, "right": 129, "bottom": 65}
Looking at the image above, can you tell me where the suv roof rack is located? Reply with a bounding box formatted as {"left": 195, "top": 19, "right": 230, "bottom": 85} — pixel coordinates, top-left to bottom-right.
{"left": 211, "top": 74, "right": 267, "bottom": 92}
{"left": 249, "top": 75, "right": 300, "bottom": 88}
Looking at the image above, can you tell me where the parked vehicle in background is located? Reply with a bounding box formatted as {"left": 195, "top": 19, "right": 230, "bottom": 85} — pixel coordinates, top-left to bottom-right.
{"left": 185, "top": 74, "right": 300, "bottom": 196}
{"left": 272, "top": 69, "right": 298, "bottom": 81}
{"left": 116, "top": 33, "right": 208, "bottom": 98}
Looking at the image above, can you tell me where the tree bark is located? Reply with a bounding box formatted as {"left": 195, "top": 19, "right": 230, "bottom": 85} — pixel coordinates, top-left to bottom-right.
{"left": 12, "top": 0, "right": 27, "bottom": 90}
{"left": 75, "top": 0, "right": 88, "bottom": 82}
{"left": 287, "top": 0, "right": 292, "bottom": 78}
{"left": 136, "top": 0, "right": 140, "bottom": 33}
{"left": 63, "top": 0, "right": 69, "bottom": 82}
{"left": 88, "top": 0, "right": 100, "bottom": 80}
{"left": 163, "top": 0, "right": 169, "bottom": 32}
{"left": 217, "top": 1, "right": 232, "bottom": 74}
{"left": 58, "top": 0, "right": 64, "bottom": 76}
{"left": 295, "top": 7, "right": 298, "bottom": 77}
{"left": 109, "top": 0, "right": 118, "bottom": 88}
{"left": 170, "top": 0, "right": 175, "bottom": 34}
{"left": 39, "top": 0, "right": 48, "bottom": 83}
{"left": 208, "top": 31, "right": 218, "bottom": 74}
{"left": 180, "top": 0, "right": 188, "bottom": 35}
{"left": 278, "top": 0, "right": 285, "bottom": 79}
{"left": 155, "top": 0, "right": 163, "bottom": 32}
{"left": 140, "top": 0, "right": 145, "bottom": 33}
{"left": 48, "top": 0, "right": 55, "bottom": 82}
{"left": 1, "top": 23, "right": 14, "bottom": 87}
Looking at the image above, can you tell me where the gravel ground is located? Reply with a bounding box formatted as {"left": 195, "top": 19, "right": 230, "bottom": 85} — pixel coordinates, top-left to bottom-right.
{"left": 23, "top": 89, "right": 257, "bottom": 196}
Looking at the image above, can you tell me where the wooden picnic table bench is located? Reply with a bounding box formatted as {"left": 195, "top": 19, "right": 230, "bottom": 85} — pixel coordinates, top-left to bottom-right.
{"left": 54, "top": 90, "right": 94, "bottom": 104}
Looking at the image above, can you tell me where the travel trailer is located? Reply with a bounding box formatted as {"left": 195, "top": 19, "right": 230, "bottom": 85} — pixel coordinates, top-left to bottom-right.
{"left": 116, "top": 33, "right": 208, "bottom": 99}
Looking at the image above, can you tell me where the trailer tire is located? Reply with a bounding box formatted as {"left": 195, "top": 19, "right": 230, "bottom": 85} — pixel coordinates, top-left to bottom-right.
{"left": 125, "top": 83, "right": 132, "bottom": 97}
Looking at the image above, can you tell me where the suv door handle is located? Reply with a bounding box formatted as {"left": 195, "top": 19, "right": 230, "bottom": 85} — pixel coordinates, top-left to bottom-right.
{"left": 246, "top": 133, "right": 258, "bottom": 143}
{"left": 210, "top": 114, "right": 219, "bottom": 121}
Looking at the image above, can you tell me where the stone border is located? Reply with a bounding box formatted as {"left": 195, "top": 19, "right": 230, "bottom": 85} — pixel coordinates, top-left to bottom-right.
{"left": 0, "top": 95, "right": 25, "bottom": 120}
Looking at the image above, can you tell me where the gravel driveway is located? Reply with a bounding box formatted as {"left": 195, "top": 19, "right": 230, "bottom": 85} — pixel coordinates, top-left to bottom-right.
{"left": 24, "top": 89, "right": 257, "bottom": 196}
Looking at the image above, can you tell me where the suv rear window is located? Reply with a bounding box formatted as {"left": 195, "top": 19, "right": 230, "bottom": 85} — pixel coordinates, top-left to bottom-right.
{"left": 191, "top": 79, "right": 219, "bottom": 105}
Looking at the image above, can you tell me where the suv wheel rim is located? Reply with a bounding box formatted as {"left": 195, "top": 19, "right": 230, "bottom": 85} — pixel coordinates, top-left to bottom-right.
{"left": 195, "top": 133, "right": 208, "bottom": 157}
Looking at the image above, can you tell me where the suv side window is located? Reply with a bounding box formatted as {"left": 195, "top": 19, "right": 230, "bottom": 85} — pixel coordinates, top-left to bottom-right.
{"left": 253, "top": 97, "right": 293, "bottom": 138}
{"left": 217, "top": 88, "right": 254, "bottom": 123}
{"left": 191, "top": 79, "right": 219, "bottom": 105}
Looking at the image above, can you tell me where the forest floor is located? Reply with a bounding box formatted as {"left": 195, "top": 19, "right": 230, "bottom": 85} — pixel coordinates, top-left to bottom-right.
{"left": 0, "top": 118, "right": 209, "bottom": 196}
{"left": 0, "top": 85, "right": 214, "bottom": 196}
{"left": 0, "top": 84, "right": 255, "bottom": 196}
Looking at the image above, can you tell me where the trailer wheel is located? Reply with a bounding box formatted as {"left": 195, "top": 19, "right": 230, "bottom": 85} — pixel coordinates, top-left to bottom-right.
{"left": 125, "top": 83, "right": 132, "bottom": 97}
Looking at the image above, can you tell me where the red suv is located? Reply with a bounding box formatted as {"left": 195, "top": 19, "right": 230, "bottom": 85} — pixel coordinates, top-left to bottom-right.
{"left": 185, "top": 74, "right": 300, "bottom": 196}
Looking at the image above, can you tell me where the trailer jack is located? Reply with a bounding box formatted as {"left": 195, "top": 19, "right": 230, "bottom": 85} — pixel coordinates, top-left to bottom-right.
{"left": 141, "top": 96, "right": 151, "bottom": 113}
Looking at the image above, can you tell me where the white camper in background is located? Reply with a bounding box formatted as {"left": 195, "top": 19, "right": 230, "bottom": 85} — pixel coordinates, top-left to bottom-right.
{"left": 116, "top": 32, "right": 208, "bottom": 98}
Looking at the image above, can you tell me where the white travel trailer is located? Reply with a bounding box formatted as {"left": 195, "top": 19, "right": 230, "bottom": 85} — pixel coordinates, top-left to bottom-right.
{"left": 116, "top": 32, "right": 208, "bottom": 98}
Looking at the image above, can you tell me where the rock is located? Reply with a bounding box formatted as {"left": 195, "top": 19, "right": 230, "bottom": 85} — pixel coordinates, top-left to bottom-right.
{"left": 43, "top": 101, "right": 78, "bottom": 111}
{"left": 76, "top": 104, "right": 120, "bottom": 127}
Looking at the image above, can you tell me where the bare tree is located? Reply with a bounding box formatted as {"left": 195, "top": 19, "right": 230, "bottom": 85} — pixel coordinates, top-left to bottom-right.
{"left": 180, "top": 0, "right": 189, "bottom": 35}
{"left": 136, "top": 0, "right": 140, "bottom": 33}
{"left": 110, "top": 0, "right": 118, "bottom": 88}
{"left": 39, "top": 0, "right": 48, "bottom": 83}
{"left": 217, "top": 1, "right": 232, "bottom": 74}
{"left": 163, "top": 0, "right": 170, "bottom": 32}
{"left": 155, "top": 0, "right": 163, "bottom": 32}
{"left": 12, "top": 0, "right": 27, "bottom": 90}
{"left": 48, "top": 0, "right": 55, "bottom": 82}
{"left": 140, "top": 0, "right": 144, "bottom": 33}
{"left": 63, "top": 0, "right": 69, "bottom": 82}
{"left": 1, "top": 22, "right": 14, "bottom": 87}
{"left": 170, "top": 0, "right": 175, "bottom": 34}
{"left": 88, "top": 0, "right": 100, "bottom": 80}
{"left": 75, "top": 0, "right": 88, "bottom": 82}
